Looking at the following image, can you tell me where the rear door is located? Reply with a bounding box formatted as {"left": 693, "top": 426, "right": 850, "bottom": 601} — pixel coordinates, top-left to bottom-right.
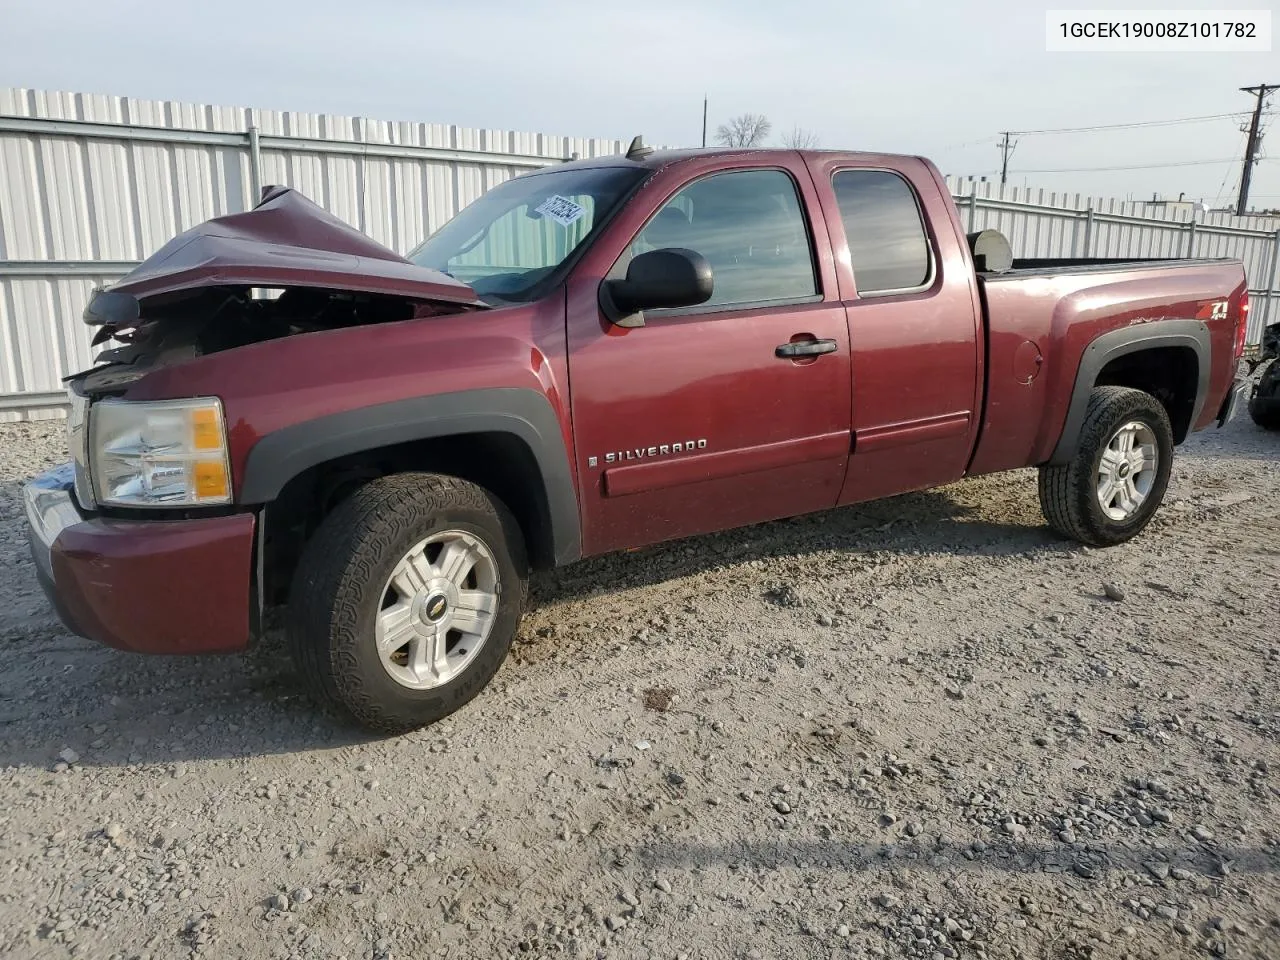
{"left": 564, "top": 155, "right": 852, "bottom": 555}
{"left": 807, "top": 156, "right": 983, "bottom": 504}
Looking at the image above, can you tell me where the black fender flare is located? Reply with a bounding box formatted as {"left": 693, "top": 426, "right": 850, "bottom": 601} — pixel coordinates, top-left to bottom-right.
{"left": 1049, "top": 318, "right": 1211, "bottom": 465}
{"left": 239, "top": 387, "right": 581, "bottom": 566}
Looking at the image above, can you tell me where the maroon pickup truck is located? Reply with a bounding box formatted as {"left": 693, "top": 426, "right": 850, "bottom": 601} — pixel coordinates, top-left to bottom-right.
{"left": 24, "top": 145, "right": 1251, "bottom": 732}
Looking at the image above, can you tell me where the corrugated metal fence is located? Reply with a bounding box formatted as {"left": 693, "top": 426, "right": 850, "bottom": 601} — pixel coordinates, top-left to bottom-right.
{"left": 945, "top": 175, "right": 1280, "bottom": 349}
{"left": 0, "top": 88, "right": 627, "bottom": 421}
{"left": 2, "top": 88, "right": 1278, "bottom": 420}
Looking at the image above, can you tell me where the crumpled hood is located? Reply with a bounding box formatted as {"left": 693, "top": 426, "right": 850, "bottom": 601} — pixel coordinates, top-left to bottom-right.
{"left": 100, "top": 185, "right": 481, "bottom": 308}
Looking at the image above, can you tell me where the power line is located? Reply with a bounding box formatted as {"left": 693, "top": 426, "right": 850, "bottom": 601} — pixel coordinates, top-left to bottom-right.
{"left": 1010, "top": 112, "right": 1248, "bottom": 136}
{"left": 1018, "top": 157, "right": 1239, "bottom": 174}
{"left": 1211, "top": 129, "right": 1250, "bottom": 208}
{"left": 936, "top": 135, "right": 1001, "bottom": 151}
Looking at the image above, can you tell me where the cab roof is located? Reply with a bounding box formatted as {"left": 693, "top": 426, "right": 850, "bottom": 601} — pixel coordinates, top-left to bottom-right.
{"left": 549, "top": 147, "right": 918, "bottom": 173}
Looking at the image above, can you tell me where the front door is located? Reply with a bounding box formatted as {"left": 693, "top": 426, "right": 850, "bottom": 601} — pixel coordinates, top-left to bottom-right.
{"left": 565, "top": 159, "right": 852, "bottom": 556}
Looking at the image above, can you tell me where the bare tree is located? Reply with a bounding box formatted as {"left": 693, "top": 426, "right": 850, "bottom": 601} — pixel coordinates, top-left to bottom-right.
{"left": 714, "top": 113, "right": 772, "bottom": 148}
{"left": 781, "top": 127, "right": 820, "bottom": 149}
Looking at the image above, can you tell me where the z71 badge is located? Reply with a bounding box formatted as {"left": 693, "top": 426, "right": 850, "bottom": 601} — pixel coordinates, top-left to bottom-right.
{"left": 1195, "top": 300, "right": 1229, "bottom": 321}
{"left": 588, "top": 439, "right": 707, "bottom": 469}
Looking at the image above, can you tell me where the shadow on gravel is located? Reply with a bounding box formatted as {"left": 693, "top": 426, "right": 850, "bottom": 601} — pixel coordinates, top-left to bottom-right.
{"left": 637, "top": 838, "right": 1280, "bottom": 879}
{"left": 1, "top": 485, "right": 1072, "bottom": 770}
{"left": 0, "top": 629, "right": 378, "bottom": 770}
{"left": 534, "top": 485, "right": 1074, "bottom": 605}
{"left": 1, "top": 417, "right": 1273, "bottom": 770}
{"left": 1177, "top": 421, "right": 1280, "bottom": 463}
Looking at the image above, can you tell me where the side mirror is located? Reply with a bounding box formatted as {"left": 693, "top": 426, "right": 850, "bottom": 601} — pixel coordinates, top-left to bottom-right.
{"left": 600, "top": 248, "right": 713, "bottom": 328}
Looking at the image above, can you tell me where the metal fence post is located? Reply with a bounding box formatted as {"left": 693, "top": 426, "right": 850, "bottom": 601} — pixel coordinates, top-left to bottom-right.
{"left": 967, "top": 187, "right": 977, "bottom": 234}
{"left": 1083, "top": 207, "right": 1094, "bottom": 257}
{"left": 247, "top": 125, "right": 262, "bottom": 208}
{"left": 1267, "top": 228, "right": 1280, "bottom": 332}
{"left": 1184, "top": 219, "right": 1197, "bottom": 258}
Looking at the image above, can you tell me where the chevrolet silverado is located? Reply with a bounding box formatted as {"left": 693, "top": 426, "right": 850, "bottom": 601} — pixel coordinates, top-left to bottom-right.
{"left": 24, "top": 143, "right": 1252, "bottom": 731}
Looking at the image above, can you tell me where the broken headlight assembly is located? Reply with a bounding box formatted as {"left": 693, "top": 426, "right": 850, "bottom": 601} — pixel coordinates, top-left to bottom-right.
{"left": 87, "top": 398, "right": 233, "bottom": 508}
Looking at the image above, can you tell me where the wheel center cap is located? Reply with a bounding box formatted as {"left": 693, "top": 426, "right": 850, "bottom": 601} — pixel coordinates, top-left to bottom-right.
{"left": 1117, "top": 462, "right": 1131, "bottom": 479}
{"left": 422, "top": 593, "right": 449, "bottom": 624}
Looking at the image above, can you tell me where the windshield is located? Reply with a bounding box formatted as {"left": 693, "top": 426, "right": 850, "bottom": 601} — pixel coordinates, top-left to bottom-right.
{"left": 407, "top": 165, "right": 647, "bottom": 303}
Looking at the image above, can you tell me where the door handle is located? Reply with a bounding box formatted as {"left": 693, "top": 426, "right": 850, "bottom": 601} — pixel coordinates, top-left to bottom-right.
{"left": 776, "top": 338, "right": 838, "bottom": 358}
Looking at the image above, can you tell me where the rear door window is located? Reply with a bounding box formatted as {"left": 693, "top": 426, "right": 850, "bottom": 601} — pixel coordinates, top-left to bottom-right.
{"left": 832, "top": 170, "right": 931, "bottom": 294}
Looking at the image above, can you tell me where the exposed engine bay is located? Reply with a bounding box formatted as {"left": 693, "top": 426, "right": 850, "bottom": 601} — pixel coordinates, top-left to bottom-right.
{"left": 66, "top": 185, "right": 485, "bottom": 396}
{"left": 70, "top": 285, "right": 465, "bottom": 396}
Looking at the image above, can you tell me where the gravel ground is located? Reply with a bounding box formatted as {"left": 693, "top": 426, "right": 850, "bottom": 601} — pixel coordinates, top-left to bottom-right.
{"left": 1, "top": 416, "right": 1277, "bottom": 960}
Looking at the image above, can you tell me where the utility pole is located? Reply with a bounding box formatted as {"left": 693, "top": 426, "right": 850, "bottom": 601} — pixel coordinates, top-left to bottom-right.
{"left": 997, "top": 132, "right": 1017, "bottom": 188}
{"left": 1236, "top": 83, "right": 1278, "bottom": 216}
{"left": 701, "top": 96, "right": 708, "bottom": 148}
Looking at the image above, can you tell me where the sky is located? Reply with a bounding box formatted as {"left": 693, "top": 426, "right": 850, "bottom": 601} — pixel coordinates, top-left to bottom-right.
{"left": 1, "top": 0, "right": 1278, "bottom": 210}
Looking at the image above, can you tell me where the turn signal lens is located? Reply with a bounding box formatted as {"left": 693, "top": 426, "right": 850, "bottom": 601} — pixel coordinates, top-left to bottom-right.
{"left": 193, "top": 460, "right": 230, "bottom": 499}
{"left": 191, "top": 406, "right": 223, "bottom": 450}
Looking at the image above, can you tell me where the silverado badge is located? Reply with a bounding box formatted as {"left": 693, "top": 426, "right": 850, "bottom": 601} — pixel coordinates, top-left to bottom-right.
{"left": 587, "top": 439, "right": 707, "bottom": 468}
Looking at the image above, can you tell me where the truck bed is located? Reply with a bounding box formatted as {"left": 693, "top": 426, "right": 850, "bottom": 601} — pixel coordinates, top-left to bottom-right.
{"left": 967, "top": 257, "right": 1246, "bottom": 478}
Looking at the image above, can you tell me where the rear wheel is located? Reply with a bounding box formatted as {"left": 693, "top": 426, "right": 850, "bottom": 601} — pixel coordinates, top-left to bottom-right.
{"left": 1038, "top": 386, "right": 1174, "bottom": 547}
{"left": 288, "top": 473, "right": 527, "bottom": 733}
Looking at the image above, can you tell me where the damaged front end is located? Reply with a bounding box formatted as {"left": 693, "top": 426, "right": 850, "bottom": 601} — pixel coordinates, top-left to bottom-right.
{"left": 71, "top": 186, "right": 486, "bottom": 396}
{"left": 29, "top": 188, "right": 498, "bottom": 654}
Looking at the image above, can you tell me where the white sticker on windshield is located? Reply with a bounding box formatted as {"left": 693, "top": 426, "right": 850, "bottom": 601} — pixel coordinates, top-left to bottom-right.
{"left": 535, "top": 194, "right": 587, "bottom": 227}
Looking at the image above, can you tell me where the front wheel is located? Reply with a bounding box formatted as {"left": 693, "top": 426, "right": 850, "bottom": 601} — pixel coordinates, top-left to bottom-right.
{"left": 288, "top": 473, "right": 528, "bottom": 733}
{"left": 1038, "top": 386, "right": 1174, "bottom": 547}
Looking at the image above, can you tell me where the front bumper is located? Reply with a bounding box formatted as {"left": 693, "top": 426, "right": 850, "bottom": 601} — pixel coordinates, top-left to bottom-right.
{"left": 23, "top": 463, "right": 257, "bottom": 654}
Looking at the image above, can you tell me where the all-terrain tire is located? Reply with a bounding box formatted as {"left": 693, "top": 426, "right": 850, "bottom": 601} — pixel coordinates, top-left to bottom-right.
{"left": 1038, "top": 386, "right": 1174, "bottom": 547}
{"left": 288, "top": 472, "right": 528, "bottom": 733}
{"left": 1248, "top": 361, "right": 1280, "bottom": 431}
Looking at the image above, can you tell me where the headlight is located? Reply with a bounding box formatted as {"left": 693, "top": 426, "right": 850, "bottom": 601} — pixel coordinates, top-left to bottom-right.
{"left": 90, "top": 398, "right": 232, "bottom": 507}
